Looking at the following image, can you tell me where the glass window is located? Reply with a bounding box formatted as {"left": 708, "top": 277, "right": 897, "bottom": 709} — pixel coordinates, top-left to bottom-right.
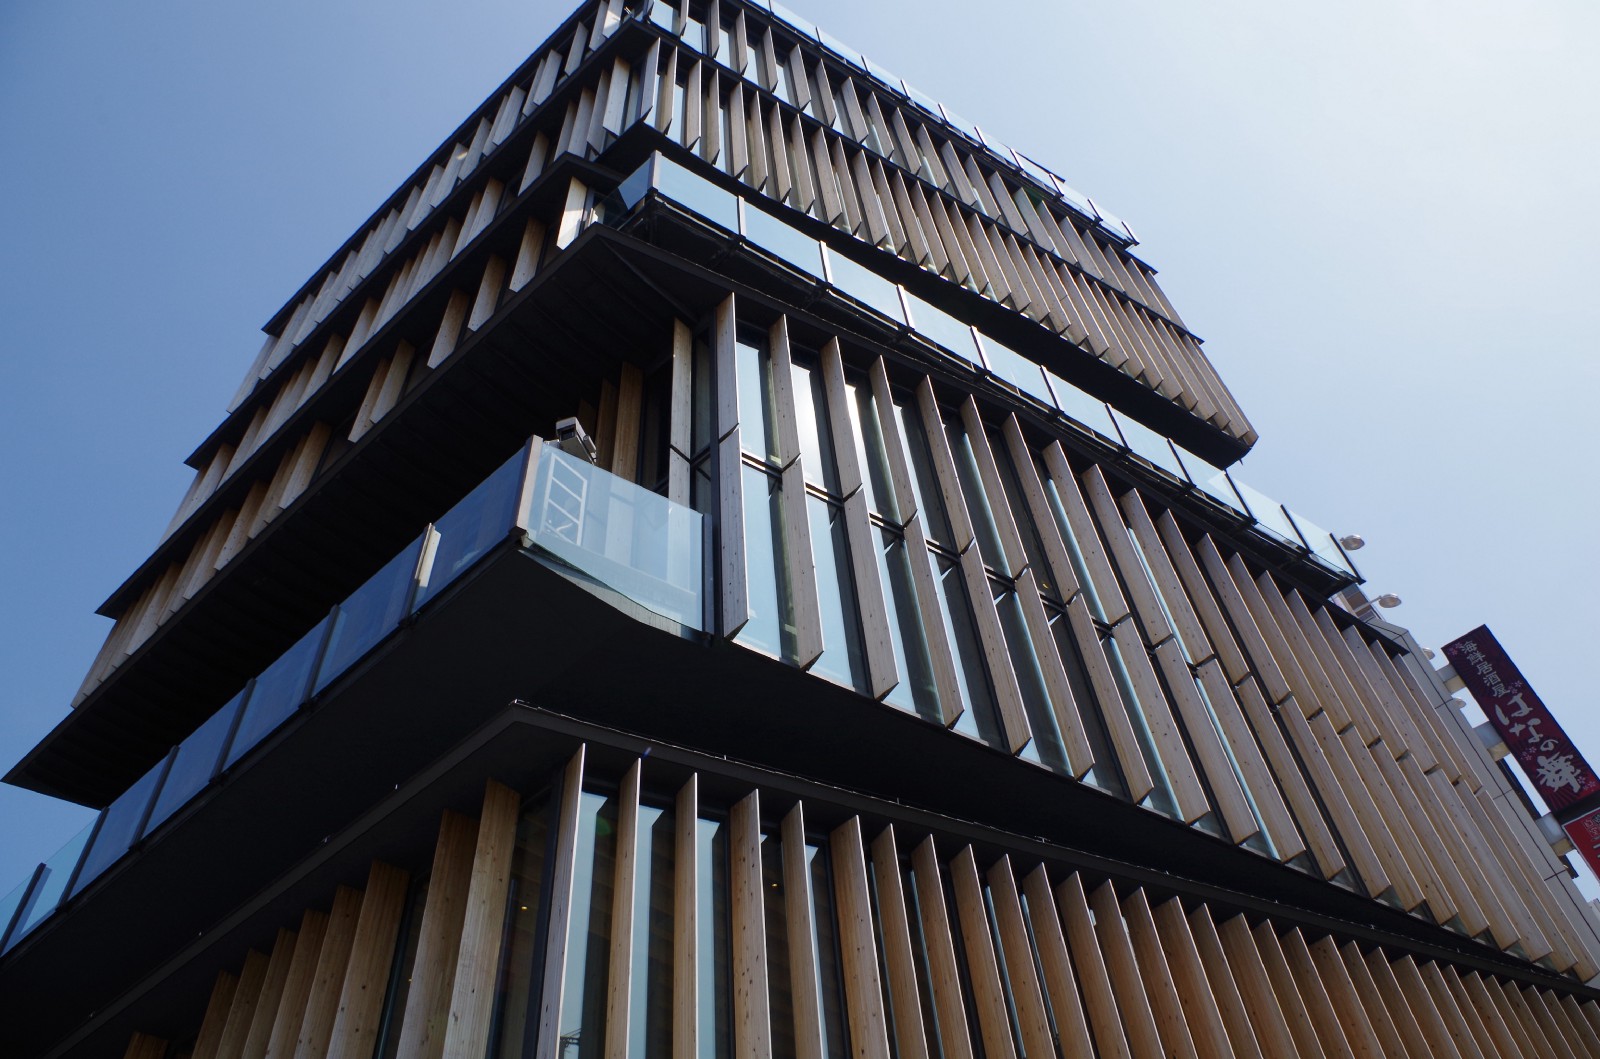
{"left": 737, "top": 465, "right": 797, "bottom": 661}
{"left": 1037, "top": 462, "right": 1104, "bottom": 622}
{"left": 1102, "top": 634, "right": 1178, "bottom": 818}
{"left": 696, "top": 818, "right": 732, "bottom": 1059}
{"left": 807, "top": 496, "right": 866, "bottom": 692}
{"left": 806, "top": 844, "right": 850, "bottom": 1057}
{"left": 737, "top": 331, "right": 781, "bottom": 464}
{"left": 901, "top": 293, "right": 980, "bottom": 364}
{"left": 988, "top": 436, "right": 1053, "bottom": 597}
{"left": 317, "top": 536, "right": 424, "bottom": 693}
{"left": 631, "top": 804, "right": 676, "bottom": 1058}
{"left": 1229, "top": 478, "right": 1301, "bottom": 549}
{"left": 70, "top": 757, "right": 169, "bottom": 898}
{"left": 1107, "top": 410, "right": 1186, "bottom": 481}
{"left": 772, "top": 51, "right": 796, "bottom": 105}
{"left": 762, "top": 834, "right": 797, "bottom": 1059}
{"left": 7, "top": 822, "right": 94, "bottom": 949}
{"left": 790, "top": 359, "right": 841, "bottom": 494}
{"left": 1042, "top": 371, "right": 1118, "bottom": 443}
{"left": 226, "top": 617, "right": 330, "bottom": 769}
{"left": 655, "top": 157, "right": 740, "bottom": 232}
{"left": 993, "top": 588, "right": 1068, "bottom": 774}
{"left": 843, "top": 377, "right": 899, "bottom": 523}
{"left": 934, "top": 556, "right": 1003, "bottom": 749}
{"left": 742, "top": 206, "right": 824, "bottom": 277}
{"left": 144, "top": 689, "right": 245, "bottom": 834}
{"left": 975, "top": 336, "right": 1052, "bottom": 407}
{"left": 1047, "top": 611, "right": 1123, "bottom": 796}
{"left": 893, "top": 401, "right": 952, "bottom": 545}
{"left": 489, "top": 794, "right": 552, "bottom": 1059}
{"left": 1191, "top": 676, "right": 1277, "bottom": 858}
{"left": 876, "top": 531, "right": 940, "bottom": 722}
{"left": 560, "top": 791, "right": 618, "bottom": 1058}
{"left": 415, "top": 449, "right": 524, "bottom": 611}
{"left": 945, "top": 423, "right": 1010, "bottom": 576}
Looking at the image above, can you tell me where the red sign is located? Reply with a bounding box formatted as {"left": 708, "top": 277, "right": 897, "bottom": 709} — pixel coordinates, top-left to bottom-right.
{"left": 1563, "top": 807, "right": 1600, "bottom": 880}
{"left": 1443, "top": 625, "right": 1600, "bottom": 812}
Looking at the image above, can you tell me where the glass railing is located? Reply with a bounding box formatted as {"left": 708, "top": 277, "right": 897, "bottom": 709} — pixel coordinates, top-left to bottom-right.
{"left": 523, "top": 443, "right": 706, "bottom": 630}
{"left": 604, "top": 152, "right": 1361, "bottom": 585}
{"left": 0, "top": 440, "right": 705, "bottom": 956}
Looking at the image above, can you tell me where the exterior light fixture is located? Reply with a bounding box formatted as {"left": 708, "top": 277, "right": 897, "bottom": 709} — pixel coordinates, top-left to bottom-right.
{"left": 1374, "top": 593, "right": 1402, "bottom": 609}
{"left": 1338, "top": 534, "right": 1365, "bottom": 551}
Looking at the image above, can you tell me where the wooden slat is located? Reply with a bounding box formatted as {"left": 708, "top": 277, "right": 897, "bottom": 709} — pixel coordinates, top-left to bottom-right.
{"left": 536, "top": 750, "right": 588, "bottom": 1059}
{"left": 999, "top": 416, "right": 1079, "bottom": 601}
{"left": 984, "top": 857, "right": 1056, "bottom": 1059}
{"left": 1040, "top": 443, "right": 1129, "bottom": 623}
{"left": 325, "top": 862, "right": 410, "bottom": 1059}
{"left": 868, "top": 827, "right": 929, "bottom": 1059}
{"left": 1149, "top": 897, "right": 1237, "bottom": 1059}
{"left": 1118, "top": 889, "right": 1202, "bottom": 1059}
{"left": 1214, "top": 914, "right": 1306, "bottom": 1059}
{"left": 1384, "top": 954, "right": 1468, "bottom": 1059}
{"left": 1247, "top": 922, "right": 1330, "bottom": 1059}
{"left": 957, "top": 544, "right": 1032, "bottom": 754}
{"left": 1064, "top": 596, "right": 1155, "bottom": 802}
{"left": 192, "top": 971, "right": 240, "bottom": 1059}
{"left": 1014, "top": 567, "right": 1096, "bottom": 777}
{"left": 831, "top": 818, "right": 891, "bottom": 1059}
{"left": 1154, "top": 513, "right": 1248, "bottom": 681}
{"left": 1081, "top": 466, "right": 1172, "bottom": 646}
{"left": 782, "top": 804, "right": 824, "bottom": 1059}
{"left": 1232, "top": 677, "right": 1344, "bottom": 877}
{"left": 949, "top": 847, "right": 1016, "bottom": 1059}
{"left": 1416, "top": 960, "right": 1490, "bottom": 1059}
{"left": 910, "top": 837, "right": 974, "bottom": 1059}
{"left": 674, "top": 777, "right": 698, "bottom": 1059}
{"left": 1018, "top": 866, "right": 1103, "bottom": 1059}
{"left": 1194, "top": 660, "right": 1303, "bottom": 858}
{"left": 1183, "top": 907, "right": 1268, "bottom": 1059}
{"left": 1447, "top": 967, "right": 1525, "bottom": 1059}
{"left": 290, "top": 886, "right": 363, "bottom": 1059}
{"left": 913, "top": 379, "right": 975, "bottom": 552}
{"left": 959, "top": 398, "right": 1028, "bottom": 576}
{"left": 1556, "top": 993, "right": 1600, "bottom": 1054}
{"left": 1517, "top": 984, "right": 1582, "bottom": 1059}
{"left": 216, "top": 950, "right": 271, "bottom": 1059}
{"left": 1085, "top": 879, "right": 1168, "bottom": 1058}
{"left": 604, "top": 763, "right": 642, "bottom": 1059}
{"left": 730, "top": 791, "right": 772, "bottom": 1059}
{"left": 392, "top": 811, "right": 478, "bottom": 1059}
{"left": 1110, "top": 618, "right": 1210, "bottom": 823}
{"left": 263, "top": 910, "right": 328, "bottom": 1059}
{"left": 123, "top": 1032, "right": 169, "bottom": 1059}
{"left": 240, "top": 928, "right": 299, "bottom": 1059}
{"left": 1153, "top": 638, "right": 1257, "bottom": 841}
{"left": 1282, "top": 930, "right": 1378, "bottom": 1059}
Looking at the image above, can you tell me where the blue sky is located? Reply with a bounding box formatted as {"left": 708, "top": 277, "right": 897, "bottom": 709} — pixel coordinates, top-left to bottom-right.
{"left": 3, "top": 0, "right": 1598, "bottom": 901}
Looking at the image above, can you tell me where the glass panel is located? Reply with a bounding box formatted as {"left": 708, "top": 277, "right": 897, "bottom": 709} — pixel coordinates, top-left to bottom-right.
{"left": 7, "top": 822, "right": 93, "bottom": 948}
{"left": 876, "top": 531, "right": 940, "bottom": 722}
{"left": 526, "top": 446, "right": 707, "bottom": 630}
{"left": 901, "top": 81, "right": 943, "bottom": 120}
{"left": 893, "top": 401, "right": 952, "bottom": 545}
{"left": 1102, "top": 635, "right": 1178, "bottom": 817}
{"left": 1050, "top": 178, "right": 1097, "bottom": 220}
{"left": 934, "top": 555, "right": 1004, "bottom": 749}
{"left": 937, "top": 105, "right": 981, "bottom": 145}
{"left": 738, "top": 331, "right": 781, "bottom": 464}
{"left": 617, "top": 157, "right": 656, "bottom": 211}
{"left": 862, "top": 57, "right": 901, "bottom": 92}
{"left": 843, "top": 376, "right": 898, "bottom": 523}
{"left": 1088, "top": 200, "right": 1136, "bottom": 244}
{"left": 317, "top": 536, "right": 424, "bottom": 693}
{"left": 742, "top": 205, "right": 824, "bottom": 276}
{"left": 807, "top": 496, "right": 866, "bottom": 692}
{"left": 974, "top": 336, "right": 1053, "bottom": 407}
{"left": 790, "top": 359, "right": 841, "bottom": 494}
{"left": 1228, "top": 478, "right": 1301, "bottom": 549}
{"left": 994, "top": 589, "right": 1068, "bottom": 773}
{"left": 946, "top": 423, "right": 1010, "bottom": 575}
{"left": 145, "top": 689, "right": 245, "bottom": 834}
{"left": 415, "top": 449, "right": 524, "bottom": 610}
{"left": 1191, "top": 676, "right": 1276, "bottom": 858}
{"left": 1106, "top": 409, "right": 1186, "bottom": 481}
{"left": 734, "top": 465, "right": 795, "bottom": 659}
{"left": 763, "top": 835, "right": 797, "bottom": 1059}
{"left": 901, "top": 292, "right": 980, "bottom": 364}
{"left": 824, "top": 249, "right": 905, "bottom": 324}
{"left": 1047, "top": 611, "right": 1123, "bottom": 796}
{"left": 560, "top": 791, "right": 617, "bottom": 1059}
{"left": 806, "top": 844, "right": 850, "bottom": 1058}
{"left": 654, "top": 157, "right": 740, "bottom": 232}
{"left": 1171, "top": 446, "right": 1244, "bottom": 513}
{"left": 71, "top": 757, "right": 168, "bottom": 897}
{"left": 1037, "top": 462, "right": 1104, "bottom": 623}
{"left": 1042, "top": 371, "right": 1119, "bottom": 443}
{"left": 226, "top": 617, "right": 330, "bottom": 769}
{"left": 647, "top": 0, "right": 676, "bottom": 32}
{"left": 988, "top": 436, "right": 1053, "bottom": 597}
{"left": 1125, "top": 529, "right": 1201, "bottom": 664}
{"left": 692, "top": 337, "right": 714, "bottom": 458}
{"left": 1284, "top": 507, "right": 1360, "bottom": 577}
{"left": 0, "top": 873, "right": 33, "bottom": 952}
{"left": 631, "top": 804, "right": 676, "bottom": 1058}
{"left": 489, "top": 794, "right": 551, "bottom": 1059}
{"left": 768, "top": 2, "right": 815, "bottom": 39}
{"left": 814, "top": 27, "right": 865, "bottom": 69}
{"left": 696, "top": 818, "right": 732, "bottom": 1059}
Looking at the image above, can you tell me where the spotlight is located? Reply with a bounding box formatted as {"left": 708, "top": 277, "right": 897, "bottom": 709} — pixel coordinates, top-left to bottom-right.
{"left": 1338, "top": 534, "right": 1365, "bottom": 551}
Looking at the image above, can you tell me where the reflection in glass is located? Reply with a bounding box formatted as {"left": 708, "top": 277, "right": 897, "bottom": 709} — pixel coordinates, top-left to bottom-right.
{"left": 842, "top": 378, "right": 898, "bottom": 523}
{"left": 0, "top": 874, "right": 32, "bottom": 952}
{"left": 415, "top": 449, "right": 524, "bottom": 611}
{"left": 901, "top": 292, "right": 980, "bottom": 364}
{"left": 489, "top": 793, "right": 551, "bottom": 1059}
{"left": 71, "top": 757, "right": 169, "bottom": 898}
{"left": 806, "top": 844, "right": 849, "bottom": 1058}
{"left": 630, "top": 804, "right": 675, "bottom": 1058}
{"left": 824, "top": 250, "right": 905, "bottom": 324}
{"left": 1102, "top": 635, "right": 1178, "bottom": 818}
{"left": 8, "top": 822, "right": 94, "bottom": 948}
{"left": 1043, "top": 371, "right": 1118, "bottom": 442}
{"left": 318, "top": 537, "right": 423, "bottom": 693}
{"left": 876, "top": 532, "right": 941, "bottom": 722}
{"left": 1107, "top": 410, "right": 1186, "bottom": 481}
{"left": 807, "top": 497, "right": 865, "bottom": 692}
{"left": 934, "top": 556, "right": 1003, "bottom": 749}
{"left": 789, "top": 360, "right": 841, "bottom": 494}
{"left": 762, "top": 835, "right": 797, "bottom": 1059}
{"left": 975, "top": 336, "right": 1053, "bottom": 407}
{"left": 736, "top": 465, "right": 796, "bottom": 660}
{"left": 1047, "top": 612, "right": 1123, "bottom": 796}
{"left": 655, "top": 157, "right": 740, "bottom": 232}
{"left": 742, "top": 206, "right": 824, "bottom": 277}
{"left": 226, "top": 618, "right": 330, "bottom": 769}
{"left": 994, "top": 589, "right": 1067, "bottom": 773}
{"left": 561, "top": 792, "right": 617, "bottom": 1059}
{"left": 893, "top": 402, "right": 952, "bottom": 545}
{"left": 697, "top": 819, "right": 732, "bottom": 1059}
{"left": 737, "top": 332, "right": 782, "bottom": 464}
{"left": 1038, "top": 465, "right": 1105, "bottom": 623}
{"left": 946, "top": 423, "right": 1010, "bottom": 576}
{"left": 1229, "top": 478, "right": 1301, "bottom": 549}
{"left": 145, "top": 689, "right": 245, "bottom": 834}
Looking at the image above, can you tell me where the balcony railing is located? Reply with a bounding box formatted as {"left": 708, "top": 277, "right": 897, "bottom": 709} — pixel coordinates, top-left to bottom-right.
{"left": 0, "top": 439, "right": 704, "bottom": 957}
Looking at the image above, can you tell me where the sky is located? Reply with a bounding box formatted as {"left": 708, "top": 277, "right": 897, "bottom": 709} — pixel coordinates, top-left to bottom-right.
{"left": 2, "top": 0, "right": 1597, "bottom": 905}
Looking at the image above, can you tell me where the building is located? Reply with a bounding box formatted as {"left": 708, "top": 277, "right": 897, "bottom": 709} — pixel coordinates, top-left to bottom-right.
{"left": 4, "top": 0, "right": 1600, "bottom": 1055}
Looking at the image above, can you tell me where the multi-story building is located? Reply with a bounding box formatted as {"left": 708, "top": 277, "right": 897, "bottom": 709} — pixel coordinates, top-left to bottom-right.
{"left": 5, "top": 1, "right": 1600, "bottom": 1056}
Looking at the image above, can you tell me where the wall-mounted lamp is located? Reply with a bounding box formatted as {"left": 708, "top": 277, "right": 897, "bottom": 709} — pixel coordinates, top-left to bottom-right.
{"left": 1338, "top": 533, "right": 1366, "bottom": 551}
